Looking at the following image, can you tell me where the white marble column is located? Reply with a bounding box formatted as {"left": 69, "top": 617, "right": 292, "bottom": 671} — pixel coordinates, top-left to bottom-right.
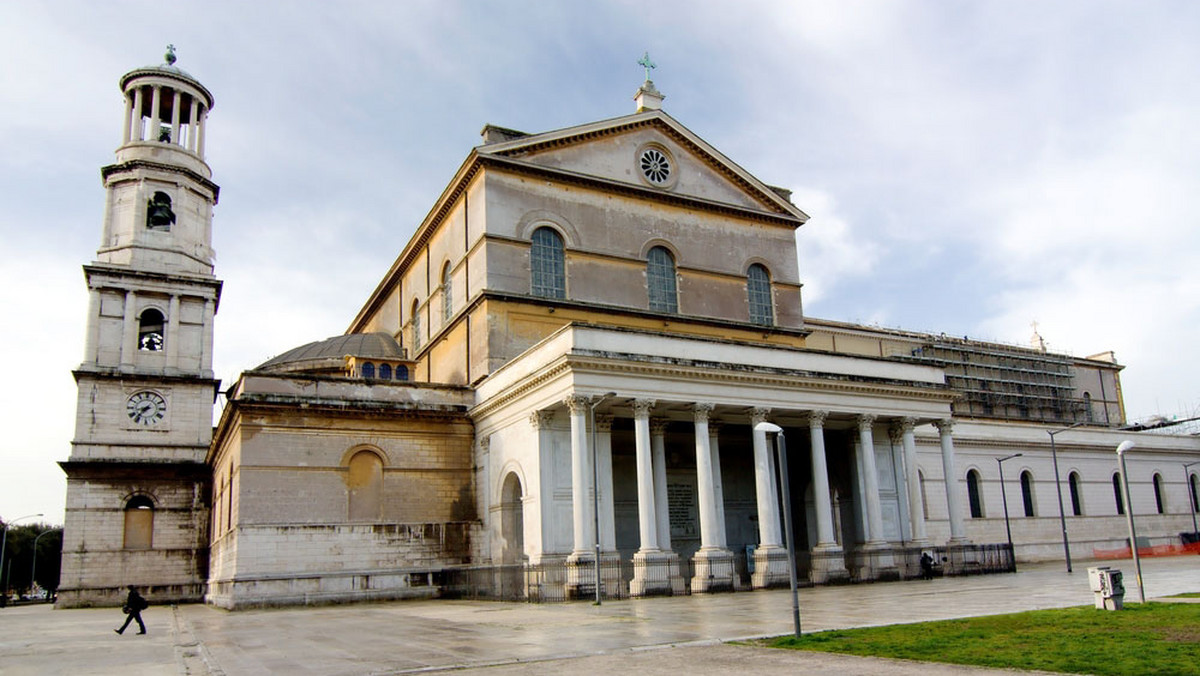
{"left": 120, "top": 290, "right": 138, "bottom": 368}
{"left": 693, "top": 404, "right": 719, "bottom": 550}
{"left": 84, "top": 287, "right": 102, "bottom": 363}
{"left": 632, "top": 399, "right": 658, "bottom": 553}
{"left": 149, "top": 86, "right": 162, "bottom": 140}
{"left": 595, "top": 414, "right": 616, "bottom": 552}
{"left": 170, "top": 90, "right": 182, "bottom": 144}
{"left": 750, "top": 408, "right": 782, "bottom": 548}
{"left": 857, "top": 414, "right": 886, "bottom": 547}
{"left": 897, "top": 417, "right": 928, "bottom": 544}
{"left": 197, "top": 107, "right": 208, "bottom": 157}
{"left": 809, "top": 411, "right": 837, "bottom": 548}
{"left": 131, "top": 87, "right": 144, "bottom": 141}
{"left": 200, "top": 298, "right": 215, "bottom": 375}
{"left": 936, "top": 419, "right": 968, "bottom": 543}
{"left": 708, "top": 421, "right": 727, "bottom": 548}
{"left": 529, "top": 410, "right": 557, "bottom": 562}
{"left": 565, "top": 395, "right": 592, "bottom": 558}
{"left": 187, "top": 98, "right": 199, "bottom": 151}
{"left": 650, "top": 417, "right": 671, "bottom": 552}
{"left": 121, "top": 92, "right": 133, "bottom": 145}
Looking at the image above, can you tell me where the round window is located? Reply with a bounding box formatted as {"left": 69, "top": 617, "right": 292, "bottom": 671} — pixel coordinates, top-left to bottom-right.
{"left": 639, "top": 147, "right": 671, "bottom": 185}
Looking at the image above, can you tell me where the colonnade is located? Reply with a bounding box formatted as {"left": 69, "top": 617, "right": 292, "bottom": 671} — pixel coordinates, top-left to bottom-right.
{"left": 121, "top": 80, "right": 210, "bottom": 158}
{"left": 549, "top": 397, "right": 966, "bottom": 594}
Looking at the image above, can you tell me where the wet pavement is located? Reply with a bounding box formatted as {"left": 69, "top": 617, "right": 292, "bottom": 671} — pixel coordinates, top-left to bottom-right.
{"left": 1, "top": 555, "right": 1197, "bottom": 675}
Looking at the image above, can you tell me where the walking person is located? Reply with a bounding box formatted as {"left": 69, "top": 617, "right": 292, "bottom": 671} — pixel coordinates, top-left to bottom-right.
{"left": 920, "top": 551, "right": 935, "bottom": 580}
{"left": 115, "top": 586, "right": 148, "bottom": 635}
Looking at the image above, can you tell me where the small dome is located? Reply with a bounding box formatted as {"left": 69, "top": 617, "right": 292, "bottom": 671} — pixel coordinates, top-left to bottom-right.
{"left": 257, "top": 333, "right": 405, "bottom": 373}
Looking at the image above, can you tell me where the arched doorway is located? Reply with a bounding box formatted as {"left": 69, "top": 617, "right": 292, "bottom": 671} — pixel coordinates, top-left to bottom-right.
{"left": 500, "top": 472, "right": 525, "bottom": 564}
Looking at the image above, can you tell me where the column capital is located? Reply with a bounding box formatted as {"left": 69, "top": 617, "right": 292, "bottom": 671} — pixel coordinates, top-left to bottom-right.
{"left": 632, "top": 399, "right": 656, "bottom": 419}
{"left": 529, "top": 409, "right": 555, "bottom": 430}
{"left": 902, "top": 416, "right": 919, "bottom": 432}
{"left": 808, "top": 410, "right": 829, "bottom": 428}
{"left": 749, "top": 407, "right": 771, "bottom": 425}
{"left": 707, "top": 420, "right": 723, "bottom": 436}
{"left": 933, "top": 418, "right": 954, "bottom": 435}
{"left": 693, "top": 402, "right": 715, "bottom": 423}
{"left": 888, "top": 424, "right": 903, "bottom": 445}
{"left": 563, "top": 394, "right": 590, "bottom": 414}
{"left": 650, "top": 417, "right": 670, "bottom": 436}
{"left": 594, "top": 413, "right": 614, "bottom": 432}
{"left": 477, "top": 434, "right": 491, "bottom": 453}
{"left": 856, "top": 413, "right": 877, "bottom": 431}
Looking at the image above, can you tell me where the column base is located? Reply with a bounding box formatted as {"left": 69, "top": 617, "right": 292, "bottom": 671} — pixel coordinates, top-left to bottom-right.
{"left": 853, "top": 542, "right": 898, "bottom": 581}
{"left": 690, "top": 548, "right": 737, "bottom": 593}
{"left": 630, "top": 549, "right": 685, "bottom": 597}
{"left": 750, "top": 546, "right": 791, "bottom": 589}
{"left": 808, "top": 544, "right": 850, "bottom": 584}
{"left": 565, "top": 551, "right": 596, "bottom": 599}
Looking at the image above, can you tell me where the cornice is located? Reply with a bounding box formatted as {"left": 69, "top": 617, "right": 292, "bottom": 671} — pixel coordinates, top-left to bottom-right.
{"left": 101, "top": 159, "right": 220, "bottom": 202}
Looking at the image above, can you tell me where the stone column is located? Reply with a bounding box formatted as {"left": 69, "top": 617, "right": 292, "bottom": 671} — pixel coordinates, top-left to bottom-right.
{"left": 166, "top": 295, "right": 181, "bottom": 371}
{"left": 197, "top": 107, "right": 208, "bottom": 158}
{"left": 564, "top": 395, "right": 593, "bottom": 560}
{"left": 595, "top": 414, "right": 616, "bottom": 552}
{"left": 200, "top": 298, "right": 215, "bottom": 375}
{"left": 691, "top": 404, "right": 735, "bottom": 592}
{"left": 632, "top": 399, "right": 658, "bottom": 553}
{"left": 936, "top": 419, "right": 968, "bottom": 543}
{"left": 750, "top": 407, "right": 787, "bottom": 588}
{"left": 857, "top": 415, "right": 886, "bottom": 546}
{"left": 708, "top": 421, "right": 727, "bottom": 548}
{"left": 188, "top": 98, "right": 199, "bottom": 152}
{"left": 650, "top": 418, "right": 671, "bottom": 552}
{"left": 149, "top": 86, "right": 162, "bottom": 140}
{"left": 120, "top": 290, "right": 138, "bottom": 369}
{"left": 131, "top": 87, "right": 144, "bottom": 141}
{"left": 84, "top": 287, "right": 102, "bottom": 363}
{"left": 897, "top": 417, "right": 927, "bottom": 544}
{"left": 529, "top": 410, "right": 557, "bottom": 563}
{"left": 170, "top": 90, "right": 182, "bottom": 145}
{"left": 122, "top": 92, "right": 133, "bottom": 145}
{"left": 808, "top": 410, "right": 848, "bottom": 583}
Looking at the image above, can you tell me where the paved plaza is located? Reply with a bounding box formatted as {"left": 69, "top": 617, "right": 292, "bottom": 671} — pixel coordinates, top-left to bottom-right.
{"left": 2, "top": 556, "right": 1198, "bottom": 675}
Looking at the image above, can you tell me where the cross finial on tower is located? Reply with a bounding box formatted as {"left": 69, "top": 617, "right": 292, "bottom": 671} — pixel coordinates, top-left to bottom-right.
{"left": 165, "top": 44, "right": 177, "bottom": 66}
{"left": 637, "top": 51, "right": 656, "bottom": 82}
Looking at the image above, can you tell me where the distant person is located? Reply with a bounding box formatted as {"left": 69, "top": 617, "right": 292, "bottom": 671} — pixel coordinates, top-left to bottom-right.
{"left": 920, "top": 552, "right": 935, "bottom": 580}
{"left": 115, "top": 586, "right": 148, "bottom": 635}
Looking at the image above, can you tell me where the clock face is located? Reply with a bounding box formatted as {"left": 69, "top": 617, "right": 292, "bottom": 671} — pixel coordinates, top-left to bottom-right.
{"left": 127, "top": 391, "right": 166, "bottom": 426}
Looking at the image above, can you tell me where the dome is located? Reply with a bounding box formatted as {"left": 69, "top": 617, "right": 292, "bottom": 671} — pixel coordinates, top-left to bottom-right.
{"left": 257, "top": 333, "right": 405, "bottom": 374}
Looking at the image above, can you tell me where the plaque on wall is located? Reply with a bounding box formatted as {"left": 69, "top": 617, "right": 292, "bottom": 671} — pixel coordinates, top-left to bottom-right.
{"left": 668, "top": 480, "right": 698, "bottom": 539}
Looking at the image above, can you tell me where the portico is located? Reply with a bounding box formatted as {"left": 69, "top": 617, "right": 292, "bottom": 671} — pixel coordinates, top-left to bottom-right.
{"left": 474, "top": 323, "right": 964, "bottom": 596}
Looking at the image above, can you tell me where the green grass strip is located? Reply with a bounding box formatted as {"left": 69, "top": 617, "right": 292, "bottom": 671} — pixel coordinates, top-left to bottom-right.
{"left": 768, "top": 603, "right": 1200, "bottom": 676}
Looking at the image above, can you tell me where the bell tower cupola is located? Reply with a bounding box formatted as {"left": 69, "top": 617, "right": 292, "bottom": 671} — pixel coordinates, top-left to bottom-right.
{"left": 99, "top": 44, "right": 219, "bottom": 276}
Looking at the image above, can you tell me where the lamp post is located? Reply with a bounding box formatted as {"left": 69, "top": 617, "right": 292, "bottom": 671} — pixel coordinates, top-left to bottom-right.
{"left": 754, "top": 421, "right": 800, "bottom": 638}
{"left": 1184, "top": 461, "right": 1200, "bottom": 542}
{"left": 997, "top": 453, "right": 1023, "bottom": 567}
{"left": 1, "top": 513, "right": 43, "bottom": 595}
{"left": 589, "top": 392, "right": 616, "bottom": 605}
{"left": 1116, "top": 440, "right": 1145, "bottom": 603}
{"left": 30, "top": 530, "right": 50, "bottom": 598}
{"left": 1047, "top": 421, "right": 1085, "bottom": 573}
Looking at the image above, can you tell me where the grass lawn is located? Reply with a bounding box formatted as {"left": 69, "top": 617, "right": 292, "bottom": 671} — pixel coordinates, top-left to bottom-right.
{"left": 767, "top": 603, "right": 1200, "bottom": 676}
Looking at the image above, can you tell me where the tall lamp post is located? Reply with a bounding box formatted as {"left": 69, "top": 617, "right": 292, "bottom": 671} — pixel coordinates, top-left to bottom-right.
{"left": 30, "top": 530, "right": 50, "bottom": 598}
{"left": 1116, "top": 441, "right": 1145, "bottom": 602}
{"left": 589, "top": 392, "right": 616, "bottom": 605}
{"left": 997, "top": 453, "right": 1023, "bottom": 568}
{"left": 754, "top": 421, "right": 801, "bottom": 638}
{"left": 1047, "top": 421, "right": 1085, "bottom": 573}
{"left": 1, "top": 513, "right": 44, "bottom": 595}
{"left": 1184, "top": 461, "right": 1200, "bottom": 542}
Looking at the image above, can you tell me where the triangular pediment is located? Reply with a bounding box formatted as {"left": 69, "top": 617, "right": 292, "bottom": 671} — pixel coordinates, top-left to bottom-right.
{"left": 477, "top": 111, "right": 807, "bottom": 221}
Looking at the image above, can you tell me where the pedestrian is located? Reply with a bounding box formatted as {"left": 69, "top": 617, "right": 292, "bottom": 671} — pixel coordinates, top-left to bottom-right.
{"left": 920, "top": 551, "right": 934, "bottom": 580}
{"left": 115, "top": 586, "right": 148, "bottom": 635}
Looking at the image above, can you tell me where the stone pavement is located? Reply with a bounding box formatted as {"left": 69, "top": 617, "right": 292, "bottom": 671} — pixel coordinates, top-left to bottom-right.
{"left": 1, "top": 556, "right": 1197, "bottom": 675}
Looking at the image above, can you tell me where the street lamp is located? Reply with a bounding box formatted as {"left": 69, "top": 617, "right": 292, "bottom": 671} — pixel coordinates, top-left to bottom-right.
{"left": 589, "top": 391, "right": 616, "bottom": 605}
{"left": 997, "top": 453, "right": 1023, "bottom": 567}
{"left": 1116, "top": 440, "right": 1145, "bottom": 603}
{"left": 1, "top": 513, "right": 44, "bottom": 595}
{"left": 754, "top": 421, "right": 800, "bottom": 638}
{"left": 30, "top": 530, "right": 50, "bottom": 599}
{"left": 1047, "top": 421, "right": 1085, "bottom": 573}
{"left": 1184, "top": 461, "right": 1200, "bottom": 542}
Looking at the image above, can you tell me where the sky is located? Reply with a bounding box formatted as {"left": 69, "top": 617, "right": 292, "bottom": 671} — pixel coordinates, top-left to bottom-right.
{"left": 3, "top": 0, "right": 1199, "bottom": 525}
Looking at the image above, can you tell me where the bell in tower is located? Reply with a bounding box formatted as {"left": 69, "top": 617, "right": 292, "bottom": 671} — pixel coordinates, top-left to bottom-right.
{"left": 58, "top": 48, "right": 221, "bottom": 608}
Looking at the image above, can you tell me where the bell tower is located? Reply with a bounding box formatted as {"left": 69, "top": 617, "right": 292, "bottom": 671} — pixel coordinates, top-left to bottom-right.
{"left": 58, "top": 47, "right": 220, "bottom": 607}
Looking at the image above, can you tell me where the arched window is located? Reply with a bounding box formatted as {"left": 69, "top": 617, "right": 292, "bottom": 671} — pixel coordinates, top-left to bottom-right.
{"left": 361, "top": 362, "right": 375, "bottom": 379}
{"left": 441, "top": 263, "right": 453, "bottom": 323}
{"left": 138, "top": 308, "right": 165, "bottom": 351}
{"left": 967, "top": 469, "right": 984, "bottom": 518}
{"left": 500, "top": 472, "right": 525, "bottom": 563}
{"left": 1113, "top": 473, "right": 1125, "bottom": 515}
{"left": 1020, "top": 470, "right": 1036, "bottom": 517}
{"left": 1153, "top": 473, "right": 1165, "bottom": 514}
{"left": 347, "top": 450, "right": 384, "bottom": 521}
{"left": 395, "top": 364, "right": 409, "bottom": 381}
{"left": 647, "top": 246, "right": 678, "bottom": 313}
{"left": 746, "top": 263, "right": 774, "bottom": 325}
{"left": 1069, "top": 471, "right": 1083, "bottom": 516}
{"left": 411, "top": 299, "right": 422, "bottom": 352}
{"left": 530, "top": 227, "right": 566, "bottom": 299}
{"left": 1191, "top": 473, "right": 1200, "bottom": 513}
{"left": 379, "top": 363, "right": 392, "bottom": 380}
{"left": 123, "top": 495, "right": 155, "bottom": 550}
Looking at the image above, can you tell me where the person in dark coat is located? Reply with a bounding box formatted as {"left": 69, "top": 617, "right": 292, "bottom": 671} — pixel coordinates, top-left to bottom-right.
{"left": 115, "top": 586, "right": 148, "bottom": 635}
{"left": 920, "top": 552, "right": 935, "bottom": 580}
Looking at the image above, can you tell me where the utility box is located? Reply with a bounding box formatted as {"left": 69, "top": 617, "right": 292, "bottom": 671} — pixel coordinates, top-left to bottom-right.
{"left": 1088, "top": 566, "right": 1125, "bottom": 610}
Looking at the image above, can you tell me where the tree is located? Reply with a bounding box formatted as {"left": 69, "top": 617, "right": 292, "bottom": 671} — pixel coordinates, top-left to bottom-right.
{"left": 1, "top": 522, "right": 62, "bottom": 597}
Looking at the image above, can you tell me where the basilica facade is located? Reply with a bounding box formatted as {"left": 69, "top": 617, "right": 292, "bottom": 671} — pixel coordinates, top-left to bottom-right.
{"left": 60, "top": 58, "right": 1200, "bottom": 608}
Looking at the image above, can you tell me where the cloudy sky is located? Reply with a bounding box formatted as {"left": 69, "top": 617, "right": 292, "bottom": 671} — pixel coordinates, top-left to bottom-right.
{"left": 3, "top": 0, "right": 1198, "bottom": 524}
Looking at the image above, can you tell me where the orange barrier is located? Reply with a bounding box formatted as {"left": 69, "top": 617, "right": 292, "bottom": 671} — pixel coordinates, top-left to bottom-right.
{"left": 1092, "top": 541, "right": 1200, "bottom": 559}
